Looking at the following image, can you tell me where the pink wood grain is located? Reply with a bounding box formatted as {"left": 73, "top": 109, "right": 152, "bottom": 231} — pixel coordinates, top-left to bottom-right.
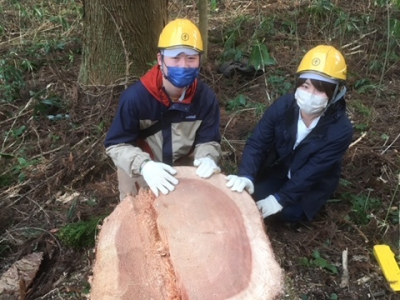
{"left": 90, "top": 167, "right": 283, "bottom": 300}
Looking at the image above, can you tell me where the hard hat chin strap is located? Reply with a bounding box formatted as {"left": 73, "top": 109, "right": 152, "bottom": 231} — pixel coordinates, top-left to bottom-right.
{"left": 160, "top": 55, "right": 168, "bottom": 80}
{"left": 331, "top": 85, "right": 347, "bottom": 105}
{"left": 322, "top": 84, "right": 346, "bottom": 115}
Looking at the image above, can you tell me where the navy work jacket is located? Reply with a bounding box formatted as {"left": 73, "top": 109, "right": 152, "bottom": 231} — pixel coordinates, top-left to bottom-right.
{"left": 104, "top": 66, "right": 221, "bottom": 166}
{"left": 239, "top": 93, "right": 353, "bottom": 220}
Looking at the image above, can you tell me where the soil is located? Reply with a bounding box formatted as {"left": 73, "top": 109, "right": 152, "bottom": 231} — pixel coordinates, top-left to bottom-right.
{"left": 0, "top": 1, "right": 399, "bottom": 300}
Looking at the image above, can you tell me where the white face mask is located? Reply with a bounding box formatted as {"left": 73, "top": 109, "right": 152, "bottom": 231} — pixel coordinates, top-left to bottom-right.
{"left": 295, "top": 89, "right": 329, "bottom": 115}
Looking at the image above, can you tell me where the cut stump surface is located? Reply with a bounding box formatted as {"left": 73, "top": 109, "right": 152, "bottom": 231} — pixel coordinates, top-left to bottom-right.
{"left": 90, "top": 167, "right": 283, "bottom": 300}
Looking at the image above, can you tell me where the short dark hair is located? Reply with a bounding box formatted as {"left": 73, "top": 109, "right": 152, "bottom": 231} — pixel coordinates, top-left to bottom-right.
{"left": 296, "top": 78, "right": 337, "bottom": 101}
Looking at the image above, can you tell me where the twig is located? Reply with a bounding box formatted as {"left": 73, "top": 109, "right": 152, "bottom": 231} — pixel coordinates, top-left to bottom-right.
{"left": 340, "top": 248, "right": 349, "bottom": 288}
{"left": 25, "top": 195, "right": 51, "bottom": 222}
{"left": 30, "top": 145, "right": 66, "bottom": 160}
{"left": 71, "top": 164, "right": 96, "bottom": 185}
{"left": 5, "top": 170, "right": 63, "bottom": 207}
{"left": 383, "top": 174, "right": 400, "bottom": 229}
{"left": 0, "top": 179, "right": 31, "bottom": 201}
{"left": 346, "top": 44, "right": 362, "bottom": 52}
{"left": 103, "top": 5, "right": 131, "bottom": 89}
{"left": 380, "top": 132, "right": 400, "bottom": 155}
{"left": 263, "top": 74, "right": 272, "bottom": 104}
{"left": 30, "top": 121, "right": 44, "bottom": 156}
{"left": 0, "top": 23, "right": 61, "bottom": 48}
{"left": 349, "top": 132, "right": 367, "bottom": 148}
{"left": 342, "top": 218, "right": 369, "bottom": 243}
{"left": 373, "top": 3, "right": 391, "bottom": 106}
{"left": 221, "top": 140, "right": 246, "bottom": 145}
{"left": 345, "top": 50, "right": 364, "bottom": 56}
{"left": 1, "top": 98, "right": 34, "bottom": 152}
{"left": 341, "top": 30, "right": 377, "bottom": 49}
{"left": 0, "top": 110, "right": 32, "bottom": 126}
{"left": 71, "top": 136, "right": 91, "bottom": 149}
{"left": 78, "top": 75, "right": 139, "bottom": 92}
{"left": 221, "top": 136, "right": 237, "bottom": 164}
{"left": 6, "top": 226, "right": 62, "bottom": 253}
{"left": 222, "top": 107, "right": 257, "bottom": 137}
{"left": 35, "top": 288, "right": 61, "bottom": 300}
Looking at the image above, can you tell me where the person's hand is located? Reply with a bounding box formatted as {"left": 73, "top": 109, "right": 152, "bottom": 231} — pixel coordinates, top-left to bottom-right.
{"left": 225, "top": 175, "right": 254, "bottom": 194}
{"left": 140, "top": 161, "right": 179, "bottom": 197}
{"left": 193, "top": 157, "right": 221, "bottom": 178}
{"left": 256, "top": 195, "right": 283, "bottom": 218}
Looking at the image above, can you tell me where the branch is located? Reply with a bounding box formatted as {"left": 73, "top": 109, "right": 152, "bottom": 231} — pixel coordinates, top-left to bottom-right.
{"left": 103, "top": 5, "right": 131, "bottom": 88}
{"left": 339, "top": 248, "right": 349, "bottom": 288}
{"left": 349, "top": 132, "right": 367, "bottom": 148}
{"left": 380, "top": 132, "right": 400, "bottom": 155}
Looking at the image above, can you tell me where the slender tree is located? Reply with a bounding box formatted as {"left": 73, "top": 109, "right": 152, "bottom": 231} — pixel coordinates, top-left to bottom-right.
{"left": 79, "top": 0, "right": 168, "bottom": 86}
{"left": 198, "top": 0, "right": 209, "bottom": 60}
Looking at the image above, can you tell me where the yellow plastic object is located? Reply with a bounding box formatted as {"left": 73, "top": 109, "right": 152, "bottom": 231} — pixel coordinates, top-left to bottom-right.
{"left": 297, "top": 45, "right": 347, "bottom": 81}
{"left": 158, "top": 19, "right": 203, "bottom": 52}
{"left": 373, "top": 244, "right": 400, "bottom": 291}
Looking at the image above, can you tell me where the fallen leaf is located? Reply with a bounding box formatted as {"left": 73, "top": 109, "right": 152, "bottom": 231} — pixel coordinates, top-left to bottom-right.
{"left": 0, "top": 252, "right": 44, "bottom": 296}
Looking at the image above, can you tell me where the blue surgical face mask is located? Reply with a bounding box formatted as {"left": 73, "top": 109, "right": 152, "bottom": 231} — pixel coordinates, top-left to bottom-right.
{"left": 165, "top": 66, "right": 199, "bottom": 88}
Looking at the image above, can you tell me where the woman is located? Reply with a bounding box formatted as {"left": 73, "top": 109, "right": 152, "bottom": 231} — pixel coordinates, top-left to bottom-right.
{"left": 226, "top": 45, "right": 353, "bottom": 223}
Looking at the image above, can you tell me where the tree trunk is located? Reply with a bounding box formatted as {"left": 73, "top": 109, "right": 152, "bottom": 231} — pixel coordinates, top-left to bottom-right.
{"left": 79, "top": 0, "right": 168, "bottom": 86}
{"left": 198, "top": 0, "right": 208, "bottom": 60}
{"left": 90, "top": 167, "right": 283, "bottom": 300}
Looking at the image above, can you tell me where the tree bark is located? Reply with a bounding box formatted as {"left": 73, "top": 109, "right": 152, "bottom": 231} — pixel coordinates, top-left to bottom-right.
{"left": 198, "top": 0, "right": 208, "bottom": 60}
{"left": 90, "top": 167, "right": 283, "bottom": 300}
{"left": 79, "top": 0, "right": 168, "bottom": 86}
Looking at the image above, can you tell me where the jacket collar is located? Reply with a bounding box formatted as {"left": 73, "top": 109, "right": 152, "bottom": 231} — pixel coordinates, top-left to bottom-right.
{"left": 285, "top": 96, "right": 347, "bottom": 143}
{"left": 140, "top": 65, "right": 198, "bottom": 107}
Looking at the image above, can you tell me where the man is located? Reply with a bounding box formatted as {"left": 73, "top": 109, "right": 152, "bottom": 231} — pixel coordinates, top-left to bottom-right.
{"left": 105, "top": 19, "right": 221, "bottom": 200}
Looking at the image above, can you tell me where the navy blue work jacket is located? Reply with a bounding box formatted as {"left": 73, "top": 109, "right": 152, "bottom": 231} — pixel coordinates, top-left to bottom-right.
{"left": 239, "top": 93, "right": 353, "bottom": 220}
{"left": 104, "top": 65, "right": 221, "bottom": 166}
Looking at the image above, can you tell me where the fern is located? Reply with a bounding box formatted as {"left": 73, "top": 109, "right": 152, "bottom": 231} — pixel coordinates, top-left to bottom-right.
{"left": 58, "top": 216, "right": 106, "bottom": 249}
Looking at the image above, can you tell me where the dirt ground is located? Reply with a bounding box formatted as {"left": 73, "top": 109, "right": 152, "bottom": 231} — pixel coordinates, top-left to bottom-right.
{"left": 1, "top": 0, "right": 400, "bottom": 299}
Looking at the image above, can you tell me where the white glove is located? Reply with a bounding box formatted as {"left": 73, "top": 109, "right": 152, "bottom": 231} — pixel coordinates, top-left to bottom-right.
{"left": 225, "top": 175, "right": 254, "bottom": 194}
{"left": 256, "top": 195, "right": 283, "bottom": 218}
{"left": 193, "top": 157, "right": 221, "bottom": 178}
{"left": 140, "top": 161, "right": 179, "bottom": 197}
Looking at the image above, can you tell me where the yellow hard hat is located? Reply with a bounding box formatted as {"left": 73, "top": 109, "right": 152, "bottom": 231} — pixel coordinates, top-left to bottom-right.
{"left": 158, "top": 19, "right": 203, "bottom": 52}
{"left": 297, "top": 45, "right": 347, "bottom": 81}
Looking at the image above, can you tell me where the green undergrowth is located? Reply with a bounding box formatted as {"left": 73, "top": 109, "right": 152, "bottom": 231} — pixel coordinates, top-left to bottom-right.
{"left": 57, "top": 215, "right": 107, "bottom": 249}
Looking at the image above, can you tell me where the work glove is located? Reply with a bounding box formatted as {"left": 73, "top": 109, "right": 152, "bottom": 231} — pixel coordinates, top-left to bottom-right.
{"left": 193, "top": 157, "right": 221, "bottom": 178}
{"left": 225, "top": 175, "right": 254, "bottom": 194}
{"left": 140, "top": 161, "right": 179, "bottom": 197}
{"left": 256, "top": 195, "right": 283, "bottom": 218}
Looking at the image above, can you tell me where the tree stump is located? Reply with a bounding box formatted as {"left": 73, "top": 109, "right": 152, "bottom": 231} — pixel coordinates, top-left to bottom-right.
{"left": 90, "top": 167, "right": 283, "bottom": 300}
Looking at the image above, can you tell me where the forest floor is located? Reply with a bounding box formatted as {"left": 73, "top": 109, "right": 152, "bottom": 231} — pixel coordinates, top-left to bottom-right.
{"left": 1, "top": 0, "right": 400, "bottom": 299}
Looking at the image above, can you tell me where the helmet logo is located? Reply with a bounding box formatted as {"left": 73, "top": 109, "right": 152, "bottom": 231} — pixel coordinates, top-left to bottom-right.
{"left": 312, "top": 58, "right": 320, "bottom": 66}
{"left": 181, "top": 33, "right": 189, "bottom": 41}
